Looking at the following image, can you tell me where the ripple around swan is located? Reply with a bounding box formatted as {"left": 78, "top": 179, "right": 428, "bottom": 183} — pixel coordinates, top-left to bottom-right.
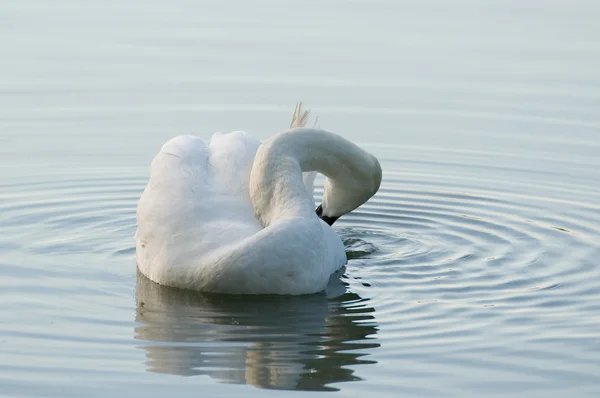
{"left": 1, "top": 146, "right": 600, "bottom": 394}
{"left": 316, "top": 149, "right": 600, "bottom": 392}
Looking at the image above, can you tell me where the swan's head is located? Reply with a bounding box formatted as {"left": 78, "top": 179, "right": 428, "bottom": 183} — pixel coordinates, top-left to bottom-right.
{"left": 316, "top": 152, "right": 382, "bottom": 226}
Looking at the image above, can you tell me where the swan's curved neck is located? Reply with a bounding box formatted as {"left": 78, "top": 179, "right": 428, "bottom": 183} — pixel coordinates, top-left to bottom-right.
{"left": 249, "top": 128, "right": 379, "bottom": 226}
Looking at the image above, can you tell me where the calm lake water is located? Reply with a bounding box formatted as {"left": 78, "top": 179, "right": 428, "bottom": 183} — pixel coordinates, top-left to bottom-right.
{"left": 2, "top": 1, "right": 600, "bottom": 397}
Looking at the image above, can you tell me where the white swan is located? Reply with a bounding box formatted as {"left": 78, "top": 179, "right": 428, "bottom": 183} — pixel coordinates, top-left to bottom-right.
{"left": 135, "top": 105, "right": 382, "bottom": 295}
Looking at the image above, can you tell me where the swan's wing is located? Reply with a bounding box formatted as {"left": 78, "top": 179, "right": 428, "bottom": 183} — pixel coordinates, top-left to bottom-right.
{"left": 156, "top": 134, "right": 211, "bottom": 182}
{"left": 209, "top": 131, "right": 260, "bottom": 197}
{"left": 138, "top": 132, "right": 261, "bottom": 228}
{"left": 136, "top": 133, "right": 262, "bottom": 283}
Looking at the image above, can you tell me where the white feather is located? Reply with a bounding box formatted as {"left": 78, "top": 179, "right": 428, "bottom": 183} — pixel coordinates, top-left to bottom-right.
{"left": 136, "top": 105, "right": 381, "bottom": 295}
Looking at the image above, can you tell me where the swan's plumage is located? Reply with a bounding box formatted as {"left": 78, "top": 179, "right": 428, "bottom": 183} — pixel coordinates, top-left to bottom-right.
{"left": 136, "top": 130, "right": 348, "bottom": 294}
{"left": 136, "top": 107, "right": 381, "bottom": 295}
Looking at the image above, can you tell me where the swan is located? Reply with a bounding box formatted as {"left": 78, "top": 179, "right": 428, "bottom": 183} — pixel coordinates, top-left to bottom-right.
{"left": 135, "top": 104, "right": 382, "bottom": 295}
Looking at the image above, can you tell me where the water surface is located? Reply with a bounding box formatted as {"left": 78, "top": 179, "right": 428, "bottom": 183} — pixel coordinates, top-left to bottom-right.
{"left": 1, "top": 1, "right": 600, "bottom": 397}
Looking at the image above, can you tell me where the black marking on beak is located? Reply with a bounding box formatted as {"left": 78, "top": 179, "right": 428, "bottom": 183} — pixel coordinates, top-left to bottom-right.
{"left": 316, "top": 204, "right": 339, "bottom": 226}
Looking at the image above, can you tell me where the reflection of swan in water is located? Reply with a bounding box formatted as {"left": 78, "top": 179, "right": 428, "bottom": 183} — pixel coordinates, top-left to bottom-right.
{"left": 134, "top": 271, "right": 379, "bottom": 391}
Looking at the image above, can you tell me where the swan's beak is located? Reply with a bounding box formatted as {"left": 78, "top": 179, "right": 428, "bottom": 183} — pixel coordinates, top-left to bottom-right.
{"left": 315, "top": 204, "right": 339, "bottom": 226}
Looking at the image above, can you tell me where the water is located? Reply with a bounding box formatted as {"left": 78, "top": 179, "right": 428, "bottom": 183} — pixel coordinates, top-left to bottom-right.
{"left": 1, "top": 0, "right": 600, "bottom": 396}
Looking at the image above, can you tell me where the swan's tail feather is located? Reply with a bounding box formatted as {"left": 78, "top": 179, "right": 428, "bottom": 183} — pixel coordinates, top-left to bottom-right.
{"left": 290, "top": 102, "right": 311, "bottom": 128}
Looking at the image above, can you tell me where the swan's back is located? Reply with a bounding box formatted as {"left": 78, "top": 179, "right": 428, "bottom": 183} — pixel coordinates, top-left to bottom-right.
{"left": 136, "top": 132, "right": 263, "bottom": 285}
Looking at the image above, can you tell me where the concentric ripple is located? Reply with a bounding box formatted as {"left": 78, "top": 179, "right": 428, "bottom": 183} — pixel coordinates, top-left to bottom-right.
{"left": 326, "top": 146, "right": 600, "bottom": 394}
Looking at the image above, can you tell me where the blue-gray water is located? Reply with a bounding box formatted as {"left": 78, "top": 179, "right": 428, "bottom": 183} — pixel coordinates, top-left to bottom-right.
{"left": 1, "top": 1, "right": 600, "bottom": 397}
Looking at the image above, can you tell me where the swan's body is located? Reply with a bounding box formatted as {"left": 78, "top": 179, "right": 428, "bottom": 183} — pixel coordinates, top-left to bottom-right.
{"left": 136, "top": 109, "right": 381, "bottom": 295}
